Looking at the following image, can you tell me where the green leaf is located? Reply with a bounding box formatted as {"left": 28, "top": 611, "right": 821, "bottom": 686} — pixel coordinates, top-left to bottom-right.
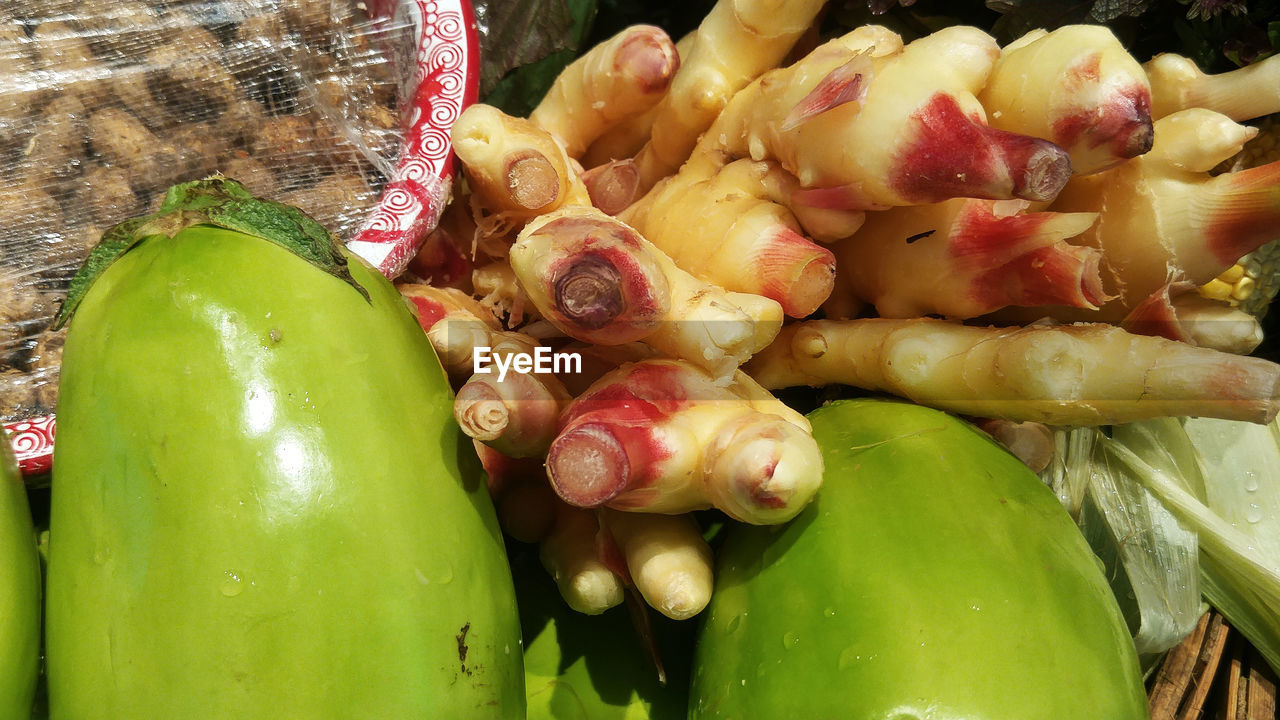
{"left": 1089, "top": 0, "right": 1155, "bottom": 21}
{"left": 483, "top": 48, "right": 577, "bottom": 118}
{"left": 1094, "top": 422, "right": 1203, "bottom": 654}
{"left": 1046, "top": 425, "right": 1202, "bottom": 656}
{"left": 1100, "top": 416, "right": 1280, "bottom": 675}
{"left": 986, "top": 0, "right": 1092, "bottom": 45}
{"left": 867, "top": 0, "right": 918, "bottom": 14}
{"left": 476, "top": 0, "right": 598, "bottom": 115}
{"left": 474, "top": 0, "right": 578, "bottom": 98}
{"left": 584, "top": 0, "right": 716, "bottom": 47}
{"left": 1171, "top": 16, "right": 1222, "bottom": 71}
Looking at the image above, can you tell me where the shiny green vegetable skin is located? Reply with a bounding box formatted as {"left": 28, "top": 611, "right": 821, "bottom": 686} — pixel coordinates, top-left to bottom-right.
{"left": 0, "top": 438, "right": 40, "bottom": 719}
{"left": 46, "top": 181, "right": 523, "bottom": 718}
{"left": 513, "top": 546, "right": 691, "bottom": 720}
{"left": 691, "top": 398, "right": 1148, "bottom": 720}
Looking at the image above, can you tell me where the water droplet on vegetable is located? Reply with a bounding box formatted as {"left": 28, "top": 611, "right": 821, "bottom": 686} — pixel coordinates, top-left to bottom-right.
{"left": 782, "top": 632, "right": 799, "bottom": 649}
{"left": 1247, "top": 503, "right": 1264, "bottom": 524}
{"left": 726, "top": 615, "right": 742, "bottom": 634}
{"left": 1244, "top": 471, "right": 1259, "bottom": 492}
{"left": 837, "top": 648, "right": 861, "bottom": 670}
{"left": 220, "top": 570, "right": 243, "bottom": 597}
{"left": 437, "top": 564, "right": 454, "bottom": 584}
{"left": 823, "top": 607, "right": 837, "bottom": 618}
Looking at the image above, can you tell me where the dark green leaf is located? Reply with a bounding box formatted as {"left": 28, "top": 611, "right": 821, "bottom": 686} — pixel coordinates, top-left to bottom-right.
{"left": 474, "top": 0, "right": 578, "bottom": 98}
{"left": 584, "top": 0, "right": 716, "bottom": 48}
{"left": 988, "top": 0, "right": 1093, "bottom": 44}
{"left": 827, "top": 0, "right": 998, "bottom": 43}
{"left": 1171, "top": 15, "right": 1222, "bottom": 68}
{"left": 1089, "top": 0, "right": 1155, "bottom": 21}
{"left": 478, "top": 0, "right": 598, "bottom": 116}
{"left": 483, "top": 48, "right": 576, "bottom": 116}
{"left": 868, "top": 0, "right": 918, "bottom": 14}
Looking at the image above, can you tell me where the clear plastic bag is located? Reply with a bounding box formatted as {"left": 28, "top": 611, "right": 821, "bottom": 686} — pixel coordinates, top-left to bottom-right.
{"left": 0, "top": 0, "right": 416, "bottom": 421}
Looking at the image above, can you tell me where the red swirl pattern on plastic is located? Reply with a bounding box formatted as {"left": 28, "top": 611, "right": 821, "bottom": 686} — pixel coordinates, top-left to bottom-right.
{"left": 4, "top": 415, "right": 55, "bottom": 476}
{"left": 347, "top": 0, "right": 480, "bottom": 279}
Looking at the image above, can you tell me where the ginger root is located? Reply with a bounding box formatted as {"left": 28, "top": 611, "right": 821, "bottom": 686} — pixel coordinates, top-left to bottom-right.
{"left": 1036, "top": 108, "right": 1280, "bottom": 323}
{"left": 453, "top": 333, "right": 573, "bottom": 458}
{"left": 602, "top": 509, "right": 713, "bottom": 621}
{"left": 546, "top": 359, "right": 822, "bottom": 524}
{"left": 1146, "top": 51, "right": 1280, "bottom": 121}
{"left": 530, "top": 24, "right": 680, "bottom": 159}
{"left": 397, "top": 283, "right": 503, "bottom": 378}
{"left": 631, "top": 0, "right": 828, "bottom": 190}
{"left": 621, "top": 157, "right": 838, "bottom": 318}
{"left": 830, "top": 198, "right": 1104, "bottom": 319}
{"left": 704, "top": 25, "right": 1070, "bottom": 211}
{"left": 453, "top": 104, "right": 591, "bottom": 226}
{"left": 510, "top": 206, "right": 783, "bottom": 378}
{"left": 746, "top": 318, "right": 1280, "bottom": 426}
{"left": 979, "top": 25, "right": 1153, "bottom": 175}
{"left": 540, "top": 502, "right": 626, "bottom": 616}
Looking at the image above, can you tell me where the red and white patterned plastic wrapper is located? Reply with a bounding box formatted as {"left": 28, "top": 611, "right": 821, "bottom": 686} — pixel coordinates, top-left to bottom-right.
{"left": 347, "top": 0, "right": 479, "bottom": 278}
{"left": 7, "top": 415, "right": 54, "bottom": 476}
{"left": 0, "top": 0, "right": 479, "bottom": 475}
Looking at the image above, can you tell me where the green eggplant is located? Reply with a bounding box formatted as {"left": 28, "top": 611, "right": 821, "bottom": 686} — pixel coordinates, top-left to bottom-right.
{"left": 691, "top": 398, "right": 1148, "bottom": 720}
{"left": 0, "top": 435, "right": 40, "bottom": 719}
{"left": 45, "top": 179, "right": 523, "bottom": 718}
{"left": 512, "top": 544, "right": 692, "bottom": 720}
